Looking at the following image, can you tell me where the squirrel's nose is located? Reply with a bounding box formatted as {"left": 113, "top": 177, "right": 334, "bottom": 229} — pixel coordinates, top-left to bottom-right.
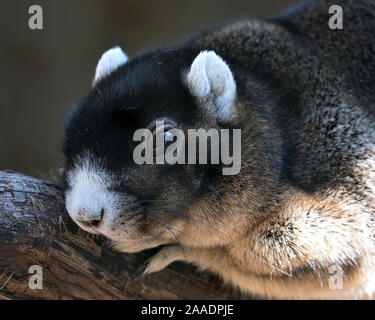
{"left": 76, "top": 208, "right": 105, "bottom": 228}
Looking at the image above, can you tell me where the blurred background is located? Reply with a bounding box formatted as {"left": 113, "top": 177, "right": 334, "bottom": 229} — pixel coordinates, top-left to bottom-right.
{"left": 0, "top": 0, "right": 300, "bottom": 178}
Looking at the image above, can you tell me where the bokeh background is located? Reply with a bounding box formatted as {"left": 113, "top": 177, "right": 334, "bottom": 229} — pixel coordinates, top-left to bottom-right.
{"left": 1, "top": 0, "right": 300, "bottom": 178}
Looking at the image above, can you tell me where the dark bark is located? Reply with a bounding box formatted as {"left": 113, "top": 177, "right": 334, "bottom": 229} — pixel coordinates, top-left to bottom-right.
{"left": 0, "top": 171, "right": 241, "bottom": 300}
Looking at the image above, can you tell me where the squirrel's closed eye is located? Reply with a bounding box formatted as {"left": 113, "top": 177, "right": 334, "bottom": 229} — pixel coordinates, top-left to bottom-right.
{"left": 153, "top": 125, "right": 178, "bottom": 160}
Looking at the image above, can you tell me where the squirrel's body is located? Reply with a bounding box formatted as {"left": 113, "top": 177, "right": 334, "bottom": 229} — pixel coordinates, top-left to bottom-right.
{"left": 63, "top": 0, "right": 375, "bottom": 299}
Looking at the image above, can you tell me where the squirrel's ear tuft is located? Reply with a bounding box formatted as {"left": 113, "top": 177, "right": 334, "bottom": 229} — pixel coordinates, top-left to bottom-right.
{"left": 92, "top": 46, "right": 128, "bottom": 87}
{"left": 185, "top": 51, "right": 237, "bottom": 124}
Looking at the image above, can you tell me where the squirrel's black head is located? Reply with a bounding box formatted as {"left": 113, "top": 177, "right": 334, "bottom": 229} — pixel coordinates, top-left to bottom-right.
{"left": 63, "top": 46, "right": 240, "bottom": 251}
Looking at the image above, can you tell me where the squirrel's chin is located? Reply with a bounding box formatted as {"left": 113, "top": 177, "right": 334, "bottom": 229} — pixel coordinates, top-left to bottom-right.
{"left": 74, "top": 221, "right": 102, "bottom": 235}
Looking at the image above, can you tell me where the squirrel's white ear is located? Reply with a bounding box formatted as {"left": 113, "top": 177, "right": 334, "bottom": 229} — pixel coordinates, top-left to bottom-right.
{"left": 92, "top": 46, "right": 128, "bottom": 86}
{"left": 186, "top": 51, "right": 237, "bottom": 123}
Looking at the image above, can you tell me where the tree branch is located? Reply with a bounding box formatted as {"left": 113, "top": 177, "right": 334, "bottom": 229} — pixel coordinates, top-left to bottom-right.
{"left": 0, "top": 171, "right": 241, "bottom": 299}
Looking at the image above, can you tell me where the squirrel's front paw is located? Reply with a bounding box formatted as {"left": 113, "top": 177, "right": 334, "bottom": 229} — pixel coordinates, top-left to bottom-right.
{"left": 140, "top": 245, "right": 186, "bottom": 275}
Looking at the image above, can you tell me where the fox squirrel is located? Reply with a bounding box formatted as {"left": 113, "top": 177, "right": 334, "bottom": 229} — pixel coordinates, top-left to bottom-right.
{"left": 63, "top": 0, "right": 375, "bottom": 298}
